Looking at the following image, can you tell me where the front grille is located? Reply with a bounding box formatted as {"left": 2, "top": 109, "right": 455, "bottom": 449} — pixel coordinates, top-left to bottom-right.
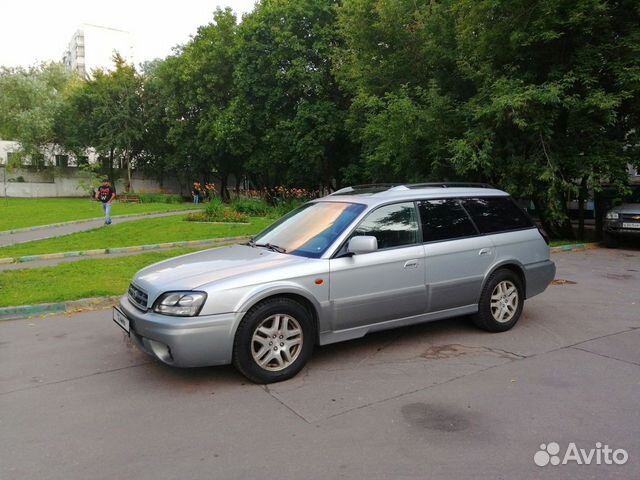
{"left": 621, "top": 213, "right": 640, "bottom": 222}
{"left": 128, "top": 283, "right": 148, "bottom": 311}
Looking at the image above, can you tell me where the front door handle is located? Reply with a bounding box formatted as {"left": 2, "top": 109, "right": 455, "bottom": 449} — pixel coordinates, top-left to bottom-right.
{"left": 404, "top": 259, "right": 419, "bottom": 269}
{"left": 478, "top": 248, "right": 492, "bottom": 256}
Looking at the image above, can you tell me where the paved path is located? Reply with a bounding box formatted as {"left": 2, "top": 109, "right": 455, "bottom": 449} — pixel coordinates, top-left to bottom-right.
{"left": 1, "top": 248, "right": 639, "bottom": 479}
{"left": 0, "top": 210, "right": 199, "bottom": 247}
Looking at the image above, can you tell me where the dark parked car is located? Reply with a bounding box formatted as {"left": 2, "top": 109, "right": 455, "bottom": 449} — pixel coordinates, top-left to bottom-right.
{"left": 605, "top": 203, "right": 640, "bottom": 247}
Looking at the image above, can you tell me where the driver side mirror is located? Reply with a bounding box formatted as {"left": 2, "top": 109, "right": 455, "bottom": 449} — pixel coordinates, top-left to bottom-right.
{"left": 347, "top": 235, "right": 378, "bottom": 255}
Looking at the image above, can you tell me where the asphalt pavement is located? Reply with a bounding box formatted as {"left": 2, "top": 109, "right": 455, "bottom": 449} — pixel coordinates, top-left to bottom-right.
{"left": 1, "top": 248, "right": 639, "bottom": 480}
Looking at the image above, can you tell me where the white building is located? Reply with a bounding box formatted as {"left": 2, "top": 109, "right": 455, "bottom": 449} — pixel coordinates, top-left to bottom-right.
{"left": 62, "top": 24, "right": 134, "bottom": 78}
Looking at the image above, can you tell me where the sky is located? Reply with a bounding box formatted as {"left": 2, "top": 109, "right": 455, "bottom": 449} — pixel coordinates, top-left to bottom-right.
{"left": 0, "top": 0, "right": 257, "bottom": 68}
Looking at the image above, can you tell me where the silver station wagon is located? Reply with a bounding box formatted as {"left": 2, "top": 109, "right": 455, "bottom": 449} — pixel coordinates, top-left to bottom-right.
{"left": 113, "top": 183, "right": 556, "bottom": 383}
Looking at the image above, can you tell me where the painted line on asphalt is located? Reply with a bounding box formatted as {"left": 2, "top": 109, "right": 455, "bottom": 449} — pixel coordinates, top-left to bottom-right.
{"left": 0, "top": 236, "right": 250, "bottom": 264}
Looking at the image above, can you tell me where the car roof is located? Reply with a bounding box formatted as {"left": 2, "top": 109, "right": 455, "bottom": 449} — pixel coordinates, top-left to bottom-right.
{"left": 315, "top": 184, "right": 509, "bottom": 207}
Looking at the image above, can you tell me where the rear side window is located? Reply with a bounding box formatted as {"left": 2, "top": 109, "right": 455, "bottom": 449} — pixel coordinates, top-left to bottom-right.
{"left": 461, "top": 197, "right": 533, "bottom": 233}
{"left": 418, "top": 199, "right": 478, "bottom": 242}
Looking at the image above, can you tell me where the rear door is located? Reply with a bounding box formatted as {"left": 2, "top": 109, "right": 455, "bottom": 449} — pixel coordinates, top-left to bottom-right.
{"left": 329, "top": 202, "right": 427, "bottom": 330}
{"left": 420, "top": 198, "right": 495, "bottom": 312}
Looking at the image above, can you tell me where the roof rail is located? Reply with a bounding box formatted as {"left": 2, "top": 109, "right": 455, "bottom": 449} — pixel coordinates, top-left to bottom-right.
{"left": 405, "top": 182, "right": 495, "bottom": 189}
{"left": 330, "top": 184, "right": 402, "bottom": 195}
{"left": 331, "top": 182, "right": 495, "bottom": 195}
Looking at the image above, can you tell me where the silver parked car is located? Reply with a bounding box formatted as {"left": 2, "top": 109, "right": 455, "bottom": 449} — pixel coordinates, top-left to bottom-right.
{"left": 113, "top": 184, "right": 555, "bottom": 383}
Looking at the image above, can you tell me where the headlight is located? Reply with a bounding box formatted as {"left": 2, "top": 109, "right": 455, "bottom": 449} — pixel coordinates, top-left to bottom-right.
{"left": 606, "top": 211, "right": 619, "bottom": 220}
{"left": 153, "top": 291, "right": 207, "bottom": 316}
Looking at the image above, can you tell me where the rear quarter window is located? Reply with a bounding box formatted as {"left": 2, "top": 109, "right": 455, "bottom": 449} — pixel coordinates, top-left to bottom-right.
{"left": 461, "top": 197, "right": 533, "bottom": 234}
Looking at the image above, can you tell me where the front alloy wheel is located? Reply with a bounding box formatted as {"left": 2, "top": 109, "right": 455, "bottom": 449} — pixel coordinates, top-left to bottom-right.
{"left": 233, "top": 298, "right": 314, "bottom": 383}
{"left": 251, "top": 314, "right": 303, "bottom": 371}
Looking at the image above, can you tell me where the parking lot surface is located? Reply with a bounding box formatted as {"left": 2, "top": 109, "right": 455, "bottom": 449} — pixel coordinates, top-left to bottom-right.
{"left": 1, "top": 248, "right": 639, "bottom": 479}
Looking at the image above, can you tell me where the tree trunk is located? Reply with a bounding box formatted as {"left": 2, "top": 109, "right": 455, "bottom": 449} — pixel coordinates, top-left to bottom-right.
{"left": 577, "top": 176, "right": 588, "bottom": 241}
{"left": 126, "top": 151, "right": 133, "bottom": 193}
{"left": 108, "top": 147, "right": 114, "bottom": 184}
{"left": 219, "top": 173, "right": 229, "bottom": 202}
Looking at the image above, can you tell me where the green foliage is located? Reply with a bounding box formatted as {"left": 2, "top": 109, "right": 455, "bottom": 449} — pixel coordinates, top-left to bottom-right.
{"left": 0, "top": 63, "right": 75, "bottom": 167}
{"left": 4, "top": 0, "right": 640, "bottom": 236}
{"left": 231, "top": 198, "right": 272, "bottom": 216}
{"left": 185, "top": 197, "right": 250, "bottom": 223}
{"left": 205, "top": 197, "right": 226, "bottom": 218}
{"left": 271, "top": 199, "right": 305, "bottom": 218}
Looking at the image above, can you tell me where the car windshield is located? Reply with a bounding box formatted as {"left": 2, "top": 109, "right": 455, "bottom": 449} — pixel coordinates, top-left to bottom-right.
{"left": 251, "top": 201, "right": 366, "bottom": 258}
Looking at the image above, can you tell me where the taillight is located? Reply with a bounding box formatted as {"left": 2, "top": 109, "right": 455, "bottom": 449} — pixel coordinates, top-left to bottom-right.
{"left": 537, "top": 225, "right": 550, "bottom": 245}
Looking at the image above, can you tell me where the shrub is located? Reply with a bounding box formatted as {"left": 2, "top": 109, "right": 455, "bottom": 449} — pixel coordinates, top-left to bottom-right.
{"left": 270, "top": 199, "right": 304, "bottom": 218}
{"left": 205, "top": 197, "right": 225, "bottom": 218}
{"left": 231, "top": 198, "right": 271, "bottom": 216}
{"left": 185, "top": 198, "right": 249, "bottom": 223}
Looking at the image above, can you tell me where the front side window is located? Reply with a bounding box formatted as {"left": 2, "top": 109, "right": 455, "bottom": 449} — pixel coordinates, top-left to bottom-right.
{"left": 418, "top": 199, "right": 478, "bottom": 242}
{"left": 253, "top": 201, "right": 366, "bottom": 258}
{"left": 352, "top": 202, "right": 419, "bottom": 250}
{"left": 461, "top": 197, "right": 533, "bottom": 233}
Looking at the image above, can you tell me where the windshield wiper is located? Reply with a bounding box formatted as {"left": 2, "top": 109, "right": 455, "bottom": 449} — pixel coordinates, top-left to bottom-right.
{"left": 256, "top": 242, "right": 287, "bottom": 254}
{"left": 245, "top": 237, "right": 286, "bottom": 253}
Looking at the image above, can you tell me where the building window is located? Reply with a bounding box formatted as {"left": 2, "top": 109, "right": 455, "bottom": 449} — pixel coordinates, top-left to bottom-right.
{"left": 55, "top": 155, "right": 69, "bottom": 167}
{"left": 77, "top": 156, "right": 89, "bottom": 166}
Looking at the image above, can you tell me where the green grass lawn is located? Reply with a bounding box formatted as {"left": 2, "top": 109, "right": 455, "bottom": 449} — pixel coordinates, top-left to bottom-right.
{"left": 0, "top": 197, "right": 203, "bottom": 231}
{"left": 0, "top": 248, "right": 207, "bottom": 307}
{"left": 0, "top": 215, "right": 272, "bottom": 259}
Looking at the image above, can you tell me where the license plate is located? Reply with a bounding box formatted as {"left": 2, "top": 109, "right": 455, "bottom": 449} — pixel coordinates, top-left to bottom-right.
{"left": 622, "top": 222, "right": 640, "bottom": 229}
{"left": 113, "top": 307, "right": 130, "bottom": 334}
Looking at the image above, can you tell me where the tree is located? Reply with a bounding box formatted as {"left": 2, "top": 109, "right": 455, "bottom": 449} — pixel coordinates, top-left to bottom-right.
{"left": 0, "top": 63, "right": 74, "bottom": 168}
{"left": 234, "top": 0, "right": 355, "bottom": 189}
{"left": 62, "top": 55, "right": 144, "bottom": 190}
{"left": 449, "top": 0, "right": 640, "bottom": 236}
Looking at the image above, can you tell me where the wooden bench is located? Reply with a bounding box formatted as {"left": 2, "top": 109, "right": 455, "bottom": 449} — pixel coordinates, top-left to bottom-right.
{"left": 118, "top": 194, "right": 141, "bottom": 203}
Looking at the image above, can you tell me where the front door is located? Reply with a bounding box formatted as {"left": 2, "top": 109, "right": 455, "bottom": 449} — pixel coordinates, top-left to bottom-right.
{"left": 329, "top": 202, "right": 427, "bottom": 330}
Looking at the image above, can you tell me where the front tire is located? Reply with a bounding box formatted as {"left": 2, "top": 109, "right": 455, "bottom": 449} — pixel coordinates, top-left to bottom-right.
{"left": 472, "top": 269, "right": 524, "bottom": 332}
{"left": 232, "top": 298, "right": 314, "bottom": 384}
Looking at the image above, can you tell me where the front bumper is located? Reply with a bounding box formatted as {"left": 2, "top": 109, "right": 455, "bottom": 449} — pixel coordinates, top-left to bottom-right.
{"left": 605, "top": 220, "right": 640, "bottom": 238}
{"left": 117, "top": 296, "right": 244, "bottom": 367}
{"left": 524, "top": 259, "right": 556, "bottom": 299}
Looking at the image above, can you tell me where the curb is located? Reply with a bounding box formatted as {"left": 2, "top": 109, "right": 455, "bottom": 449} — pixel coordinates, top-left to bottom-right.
{"left": 550, "top": 242, "right": 600, "bottom": 253}
{"left": 0, "top": 296, "right": 121, "bottom": 322}
{"left": 0, "top": 208, "right": 202, "bottom": 236}
{"left": 0, "top": 236, "right": 250, "bottom": 264}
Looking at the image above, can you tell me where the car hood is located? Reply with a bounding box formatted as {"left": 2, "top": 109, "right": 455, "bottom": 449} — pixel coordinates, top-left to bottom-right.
{"left": 132, "top": 244, "right": 308, "bottom": 295}
{"left": 613, "top": 203, "right": 640, "bottom": 215}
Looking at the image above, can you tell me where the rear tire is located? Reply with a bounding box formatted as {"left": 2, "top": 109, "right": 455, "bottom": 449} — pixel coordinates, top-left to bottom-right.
{"left": 232, "top": 298, "right": 314, "bottom": 384}
{"left": 472, "top": 269, "right": 524, "bottom": 332}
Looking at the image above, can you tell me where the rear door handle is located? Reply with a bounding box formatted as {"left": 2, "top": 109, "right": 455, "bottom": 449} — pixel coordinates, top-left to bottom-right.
{"left": 404, "top": 259, "right": 419, "bottom": 269}
{"left": 478, "top": 248, "right": 492, "bottom": 256}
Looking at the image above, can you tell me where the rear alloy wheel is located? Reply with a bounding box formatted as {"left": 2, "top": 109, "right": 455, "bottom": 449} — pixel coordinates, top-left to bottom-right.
{"left": 233, "top": 298, "right": 314, "bottom": 383}
{"left": 473, "top": 269, "right": 524, "bottom": 332}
